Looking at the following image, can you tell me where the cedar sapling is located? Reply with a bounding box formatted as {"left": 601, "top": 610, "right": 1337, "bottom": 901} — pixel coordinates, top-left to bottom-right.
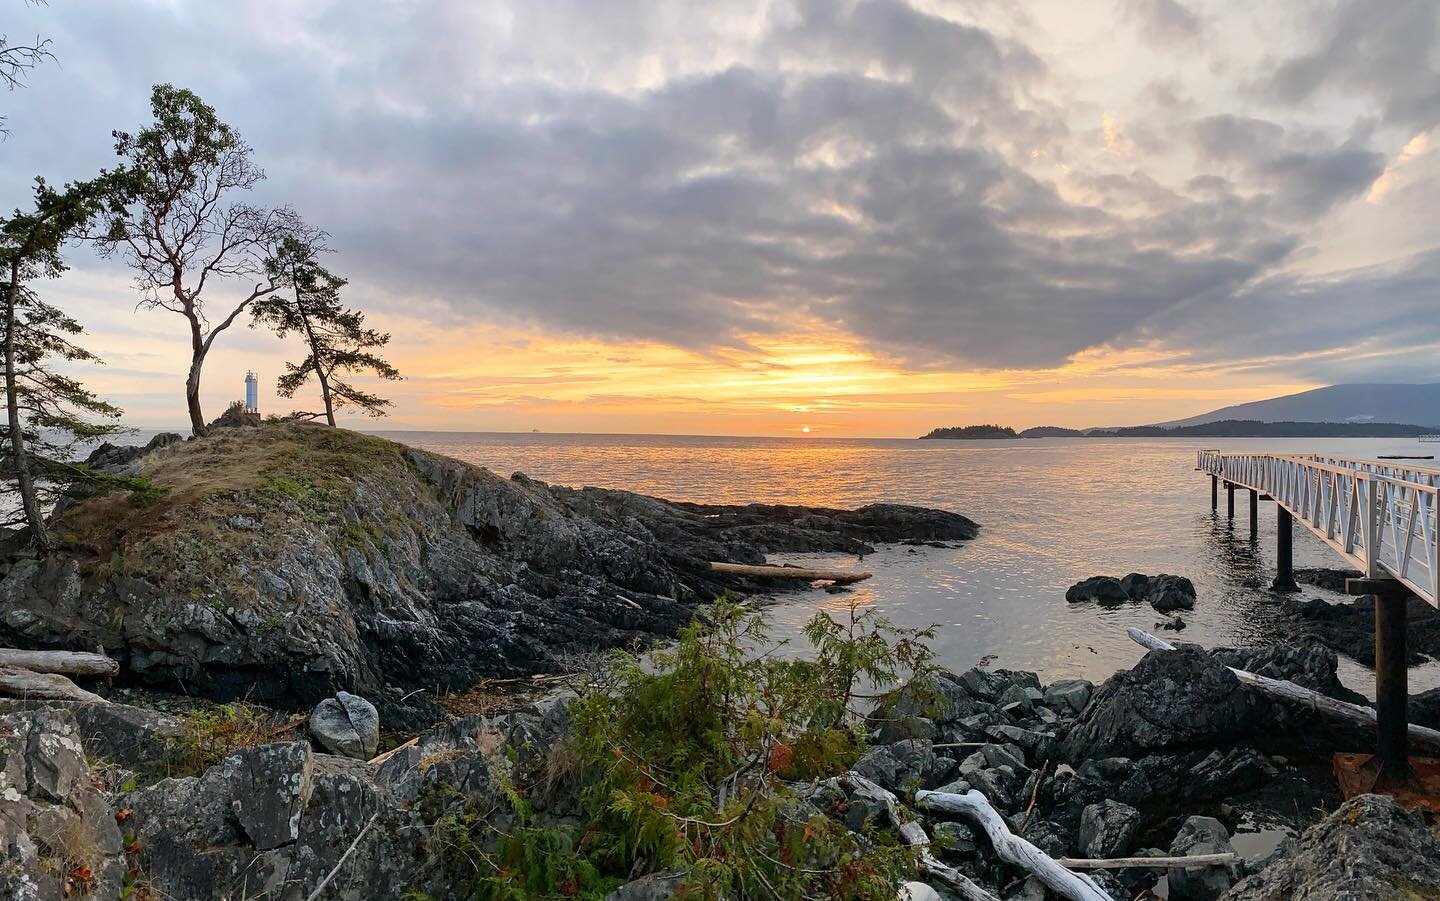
{"left": 253, "top": 229, "right": 400, "bottom": 425}
{"left": 94, "top": 84, "right": 297, "bottom": 436}
{"left": 0, "top": 173, "right": 150, "bottom": 548}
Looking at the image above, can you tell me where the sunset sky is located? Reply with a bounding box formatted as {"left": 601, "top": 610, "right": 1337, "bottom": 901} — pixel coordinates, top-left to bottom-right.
{"left": 4, "top": 0, "right": 1438, "bottom": 436}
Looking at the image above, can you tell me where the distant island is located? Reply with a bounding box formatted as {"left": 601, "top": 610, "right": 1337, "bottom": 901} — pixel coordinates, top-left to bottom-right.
{"left": 920, "top": 419, "right": 1439, "bottom": 439}
{"left": 1018, "top": 426, "right": 1084, "bottom": 438}
{"left": 919, "top": 424, "right": 1020, "bottom": 439}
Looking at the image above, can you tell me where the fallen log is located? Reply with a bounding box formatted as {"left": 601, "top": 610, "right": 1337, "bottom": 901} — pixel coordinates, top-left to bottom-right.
{"left": 836, "top": 772, "right": 999, "bottom": 901}
{"left": 1126, "top": 627, "right": 1440, "bottom": 750}
{"left": 0, "top": 665, "right": 108, "bottom": 704}
{"left": 914, "top": 789, "right": 1114, "bottom": 901}
{"left": 708, "top": 562, "right": 872, "bottom": 584}
{"left": 0, "top": 648, "right": 118, "bottom": 677}
{"left": 1056, "top": 853, "right": 1237, "bottom": 870}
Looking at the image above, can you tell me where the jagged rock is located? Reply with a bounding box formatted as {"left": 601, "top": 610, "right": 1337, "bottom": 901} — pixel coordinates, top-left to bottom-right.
{"left": 1222, "top": 794, "right": 1440, "bottom": 899}
{"left": 1042, "top": 678, "right": 1092, "bottom": 714}
{"left": 310, "top": 691, "right": 380, "bottom": 759}
{"left": 932, "top": 820, "right": 982, "bottom": 861}
{"left": 1079, "top": 799, "right": 1141, "bottom": 857}
{"left": 0, "top": 709, "right": 127, "bottom": 900}
{"left": 1291, "top": 567, "right": 1361, "bottom": 592}
{"left": 0, "top": 425, "right": 976, "bottom": 726}
{"left": 1060, "top": 647, "right": 1265, "bottom": 761}
{"left": 1066, "top": 575, "right": 1129, "bottom": 604}
{"left": 1169, "top": 816, "right": 1240, "bottom": 901}
{"left": 1144, "top": 574, "right": 1197, "bottom": 611}
{"left": 1119, "top": 573, "right": 1150, "bottom": 597}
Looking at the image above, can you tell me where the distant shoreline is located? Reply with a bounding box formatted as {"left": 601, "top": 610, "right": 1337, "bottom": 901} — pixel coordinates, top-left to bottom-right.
{"left": 921, "top": 419, "right": 1440, "bottom": 440}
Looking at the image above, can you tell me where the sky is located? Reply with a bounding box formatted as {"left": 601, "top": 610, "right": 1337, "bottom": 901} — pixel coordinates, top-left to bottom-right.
{"left": 2, "top": 0, "right": 1439, "bottom": 436}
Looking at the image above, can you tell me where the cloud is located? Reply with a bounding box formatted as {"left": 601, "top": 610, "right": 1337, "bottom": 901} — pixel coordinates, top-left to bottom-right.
{"left": 1119, "top": 0, "right": 1203, "bottom": 43}
{"left": 1261, "top": 0, "right": 1440, "bottom": 129}
{"left": 0, "top": 0, "right": 1428, "bottom": 389}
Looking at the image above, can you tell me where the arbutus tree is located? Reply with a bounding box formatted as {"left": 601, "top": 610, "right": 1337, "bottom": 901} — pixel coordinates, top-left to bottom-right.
{"left": 252, "top": 229, "right": 401, "bottom": 426}
{"left": 0, "top": 174, "right": 141, "bottom": 549}
{"left": 95, "top": 84, "right": 296, "bottom": 436}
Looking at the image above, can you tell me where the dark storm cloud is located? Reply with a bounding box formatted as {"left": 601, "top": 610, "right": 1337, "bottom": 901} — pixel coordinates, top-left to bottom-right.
{"left": 1262, "top": 0, "right": 1440, "bottom": 129}
{"left": 0, "top": 0, "right": 1426, "bottom": 376}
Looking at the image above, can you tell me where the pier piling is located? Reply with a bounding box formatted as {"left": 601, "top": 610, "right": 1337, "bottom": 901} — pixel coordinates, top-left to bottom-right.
{"left": 1226, "top": 482, "right": 1235, "bottom": 519}
{"left": 1210, "top": 475, "right": 1217, "bottom": 511}
{"left": 1248, "top": 489, "right": 1258, "bottom": 536}
{"left": 1371, "top": 585, "right": 1412, "bottom": 783}
{"left": 1271, "top": 507, "right": 1298, "bottom": 591}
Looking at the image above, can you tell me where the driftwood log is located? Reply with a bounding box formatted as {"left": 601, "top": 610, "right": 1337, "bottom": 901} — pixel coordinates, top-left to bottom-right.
{"left": 1126, "top": 627, "right": 1440, "bottom": 750}
{"left": 836, "top": 772, "right": 999, "bottom": 901}
{"left": 1056, "top": 853, "right": 1237, "bottom": 870}
{"left": 708, "top": 562, "right": 872, "bottom": 584}
{"left": 914, "top": 789, "right": 1114, "bottom": 901}
{"left": 0, "top": 665, "right": 108, "bottom": 704}
{"left": 0, "top": 648, "right": 118, "bottom": 677}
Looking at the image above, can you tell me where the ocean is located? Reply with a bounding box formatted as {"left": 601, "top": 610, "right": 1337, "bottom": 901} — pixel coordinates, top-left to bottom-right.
{"left": 373, "top": 431, "right": 1440, "bottom": 698}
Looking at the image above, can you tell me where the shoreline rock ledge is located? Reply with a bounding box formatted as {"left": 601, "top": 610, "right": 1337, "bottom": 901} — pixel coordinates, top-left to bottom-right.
{"left": 0, "top": 424, "right": 977, "bottom": 724}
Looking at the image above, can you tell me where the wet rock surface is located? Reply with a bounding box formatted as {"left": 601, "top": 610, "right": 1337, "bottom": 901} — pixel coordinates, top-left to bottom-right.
{"left": 0, "top": 425, "right": 976, "bottom": 725}
{"left": 1066, "top": 572, "right": 1197, "bottom": 611}
{"left": 1281, "top": 592, "right": 1440, "bottom": 666}
{"left": 1222, "top": 794, "right": 1440, "bottom": 899}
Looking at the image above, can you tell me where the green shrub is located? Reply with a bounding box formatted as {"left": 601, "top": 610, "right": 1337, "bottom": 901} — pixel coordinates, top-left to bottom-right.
{"left": 453, "top": 595, "right": 938, "bottom": 899}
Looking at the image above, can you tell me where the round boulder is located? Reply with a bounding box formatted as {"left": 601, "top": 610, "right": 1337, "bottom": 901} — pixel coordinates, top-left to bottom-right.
{"left": 309, "top": 691, "right": 380, "bottom": 760}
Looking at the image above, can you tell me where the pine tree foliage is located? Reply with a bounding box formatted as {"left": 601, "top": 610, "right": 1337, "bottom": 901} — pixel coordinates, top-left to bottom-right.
{"left": 253, "top": 230, "right": 400, "bottom": 425}
{"left": 94, "top": 84, "right": 297, "bottom": 436}
{"left": 438, "top": 597, "right": 941, "bottom": 900}
{"left": 0, "top": 174, "right": 153, "bottom": 545}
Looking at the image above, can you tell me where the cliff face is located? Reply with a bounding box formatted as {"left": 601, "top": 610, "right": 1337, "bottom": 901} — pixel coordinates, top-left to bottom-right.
{"left": 0, "top": 424, "right": 976, "bottom": 724}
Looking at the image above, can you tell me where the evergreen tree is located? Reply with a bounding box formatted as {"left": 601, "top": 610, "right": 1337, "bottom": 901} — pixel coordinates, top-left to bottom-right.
{"left": 95, "top": 84, "right": 295, "bottom": 436}
{"left": 0, "top": 175, "right": 136, "bottom": 548}
{"left": 253, "top": 230, "right": 400, "bottom": 426}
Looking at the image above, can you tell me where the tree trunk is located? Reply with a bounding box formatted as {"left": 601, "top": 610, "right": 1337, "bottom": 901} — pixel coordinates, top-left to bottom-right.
{"left": 186, "top": 348, "right": 207, "bottom": 437}
{"left": 292, "top": 260, "right": 335, "bottom": 427}
{"left": 3, "top": 263, "right": 49, "bottom": 549}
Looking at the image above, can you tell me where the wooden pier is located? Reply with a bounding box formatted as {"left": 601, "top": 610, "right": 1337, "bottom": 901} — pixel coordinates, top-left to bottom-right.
{"left": 1197, "top": 450, "right": 1440, "bottom": 790}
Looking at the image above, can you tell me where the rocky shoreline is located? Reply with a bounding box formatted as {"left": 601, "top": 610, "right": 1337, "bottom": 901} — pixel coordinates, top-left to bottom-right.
{"left": 0, "top": 425, "right": 976, "bottom": 728}
{"left": 3, "top": 631, "right": 1434, "bottom": 899}
{"left": 1, "top": 426, "right": 1437, "bottom": 899}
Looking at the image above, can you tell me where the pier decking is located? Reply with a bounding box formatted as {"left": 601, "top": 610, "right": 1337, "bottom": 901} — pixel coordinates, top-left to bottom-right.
{"left": 1197, "top": 451, "right": 1440, "bottom": 606}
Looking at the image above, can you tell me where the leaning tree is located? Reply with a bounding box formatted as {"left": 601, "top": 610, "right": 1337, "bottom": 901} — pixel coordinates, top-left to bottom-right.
{"left": 252, "top": 229, "right": 401, "bottom": 425}
{"left": 0, "top": 174, "right": 137, "bottom": 548}
{"left": 95, "top": 84, "right": 295, "bottom": 436}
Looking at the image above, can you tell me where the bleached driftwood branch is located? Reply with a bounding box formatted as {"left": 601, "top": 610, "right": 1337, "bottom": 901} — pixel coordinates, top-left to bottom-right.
{"left": 0, "top": 665, "right": 108, "bottom": 703}
{"left": 1056, "top": 853, "right": 1236, "bottom": 869}
{"left": 835, "top": 772, "right": 999, "bottom": 901}
{"left": 1127, "top": 627, "right": 1440, "bottom": 750}
{"left": 709, "top": 562, "right": 872, "bottom": 584}
{"left": 914, "top": 789, "right": 1114, "bottom": 901}
{"left": 0, "top": 648, "right": 118, "bottom": 677}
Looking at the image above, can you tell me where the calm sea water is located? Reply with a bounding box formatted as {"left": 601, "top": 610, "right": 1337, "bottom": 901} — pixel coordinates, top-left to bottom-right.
{"left": 373, "top": 432, "right": 1440, "bottom": 696}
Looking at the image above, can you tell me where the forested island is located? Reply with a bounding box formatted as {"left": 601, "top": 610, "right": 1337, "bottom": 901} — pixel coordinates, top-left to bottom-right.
{"left": 918, "top": 424, "right": 1020, "bottom": 439}
{"left": 920, "top": 419, "right": 1437, "bottom": 439}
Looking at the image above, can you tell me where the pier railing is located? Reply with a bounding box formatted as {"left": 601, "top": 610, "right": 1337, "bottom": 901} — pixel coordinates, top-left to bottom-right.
{"left": 1197, "top": 451, "right": 1440, "bottom": 607}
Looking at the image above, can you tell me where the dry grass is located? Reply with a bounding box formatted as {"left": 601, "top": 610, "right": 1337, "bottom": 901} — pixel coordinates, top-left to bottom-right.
{"left": 164, "top": 701, "right": 306, "bottom": 778}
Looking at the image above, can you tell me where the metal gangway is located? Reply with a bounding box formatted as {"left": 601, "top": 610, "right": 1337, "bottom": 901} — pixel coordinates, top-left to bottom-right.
{"left": 1198, "top": 450, "right": 1440, "bottom": 607}
{"left": 1197, "top": 449, "right": 1440, "bottom": 786}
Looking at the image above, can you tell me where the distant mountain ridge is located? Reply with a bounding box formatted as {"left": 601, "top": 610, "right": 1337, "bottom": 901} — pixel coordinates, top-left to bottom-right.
{"left": 1155, "top": 383, "right": 1440, "bottom": 429}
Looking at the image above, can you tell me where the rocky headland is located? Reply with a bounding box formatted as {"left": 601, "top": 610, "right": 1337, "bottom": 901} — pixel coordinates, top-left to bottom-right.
{"left": 0, "top": 424, "right": 977, "bottom": 727}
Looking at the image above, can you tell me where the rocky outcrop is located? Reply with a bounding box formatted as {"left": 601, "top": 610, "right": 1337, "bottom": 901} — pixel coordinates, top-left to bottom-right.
{"left": 0, "top": 425, "right": 977, "bottom": 725}
{"left": 1282, "top": 593, "right": 1440, "bottom": 666}
{"left": 1065, "top": 572, "right": 1196, "bottom": 611}
{"left": 1222, "top": 794, "right": 1440, "bottom": 899}
{"left": 1169, "top": 816, "right": 1240, "bottom": 901}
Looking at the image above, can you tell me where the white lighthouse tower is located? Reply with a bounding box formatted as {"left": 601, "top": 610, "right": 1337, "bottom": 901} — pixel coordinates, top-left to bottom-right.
{"left": 244, "top": 370, "right": 258, "bottom": 414}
